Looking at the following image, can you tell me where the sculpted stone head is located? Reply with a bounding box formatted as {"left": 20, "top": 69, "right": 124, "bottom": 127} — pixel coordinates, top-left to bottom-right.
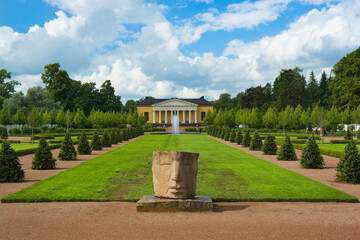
{"left": 152, "top": 151, "right": 199, "bottom": 199}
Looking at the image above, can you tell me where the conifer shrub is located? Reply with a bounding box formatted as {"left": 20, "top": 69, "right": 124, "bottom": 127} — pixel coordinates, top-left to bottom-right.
{"left": 357, "top": 130, "right": 360, "bottom": 140}
{"left": 242, "top": 129, "right": 251, "bottom": 147}
{"left": 336, "top": 141, "right": 360, "bottom": 184}
{"left": 344, "top": 129, "right": 353, "bottom": 140}
{"left": 123, "top": 129, "right": 129, "bottom": 141}
{"left": 250, "top": 131, "right": 263, "bottom": 150}
{"left": 90, "top": 131, "right": 102, "bottom": 150}
{"left": 32, "top": 137, "right": 56, "bottom": 169}
{"left": 300, "top": 136, "right": 324, "bottom": 168}
{"left": 101, "top": 130, "right": 112, "bottom": 147}
{"left": 277, "top": 136, "right": 297, "bottom": 161}
{"left": 220, "top": 127, "right": 226, "bottom": 139}
{"left": 0, "top": 127, "right": 8, "bottom": 139}
{"left": 77, "top": 132, "right": 92, "bottom": 155}
{"left": 215, "top": 127, "right": 221, "bottom": 138}
{"left": 235, "top": 129, "right": 243, "bottom": 145}
{"left": 0, "top": 141, "right": 24, "bottom": 182}
{"left": 58, "top": 131, "right": 77, "bottom": 160}
{"left": 262, "top": 134, "right": 277, "bottom": 155}
{"left": 116, "top": 129, "right": 123, "bottom": 143}
{"left": 110, "top": 130, "right": 118, "bottom": 144}
{"left": 229, "top": 129, "right": 236, "bottom": 142}
{"left": 224, "top": 128, "right": 230, "bottom": 141}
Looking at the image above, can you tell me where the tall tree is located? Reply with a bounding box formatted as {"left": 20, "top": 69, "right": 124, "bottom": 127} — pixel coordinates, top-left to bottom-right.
{"left": 273, "top": 67, "right": 306, "bottom": 109}
{"left": 319, "top": 71, "right": 331, "bottom": 107}
{"left": 28, "top": 107, "right": 41, "bottom": 143}
{"left": 0, "top": 69, "right": 20, "bottom": 99}
{"left": 74, "top": 108, "right": 87, "bottom": 129}
{"left": 305, "top": 71, "right": 320, "bottom": 107}
{"left": 330, "top": 46, "right": 360, "bottom": 109}
{"left": 100, "top": 80, "right": 122, "bottom": 112}
{"left": 214, "top": 93, "right": 233, "bottom": 110}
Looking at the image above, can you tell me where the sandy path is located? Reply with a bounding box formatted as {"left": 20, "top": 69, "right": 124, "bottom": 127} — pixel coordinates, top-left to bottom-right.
{"left": 1, "top": 134, "right": 360, "bottom": 240}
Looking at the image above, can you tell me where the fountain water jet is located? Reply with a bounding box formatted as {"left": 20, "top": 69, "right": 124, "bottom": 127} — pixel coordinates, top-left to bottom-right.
{"left": 172, "top": 111, "right": 179, "bottom": 134}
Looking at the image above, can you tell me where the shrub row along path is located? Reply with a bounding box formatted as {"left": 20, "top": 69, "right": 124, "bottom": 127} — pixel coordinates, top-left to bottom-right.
{"left": 1, "top": 135, "right": 360, "bottom": 240}
{"left": 208, "top": 135, "right": 360, "bottom": 199}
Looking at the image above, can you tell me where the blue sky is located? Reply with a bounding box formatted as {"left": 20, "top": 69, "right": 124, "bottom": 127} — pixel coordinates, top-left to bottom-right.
{"left": 1, "top": 0, "right": 359, "bottom": 101}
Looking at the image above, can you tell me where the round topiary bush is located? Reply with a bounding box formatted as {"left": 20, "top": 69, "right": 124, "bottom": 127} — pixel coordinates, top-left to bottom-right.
{"left": 242, "top": 129, "right": 251, "bottom": 147}
{"left": 344, "top": 129, "right": 353, "bottom": 140}
{"left": 77, "top": 132, "right": 92, "bottom": 155}
{"left": 262, "top": 134, "right": 277, "bottom": 155}
{"left": 300, "top": 136, "right": 324, "bottom": 168}
{"left": 336, "top": 140, "right": 360, "bottom": 184}
{"left": 0, "top": 141, "right": 24, "bottom": 182}
{"left": 101, "top": 130, "right": 112, "bottom": 147}
{"left": 32, "top": 137, "right": 56, "bottom": 169}
{"left": 229, "top": 129, "right": 236, "bottom": 143}
{"left": 235, "top": 129, "right": 243, "bottom": 145}
{"left": 58, "top": 131, "right": 77, "bottom": 160}
{"left": 90, "top": 131, "right": 102, "bottom": 150}
{"left": 250, "top": 131, "right": 263, "bottom": 151}
{"left": 277, "top": 136, "right": 297, "bottom": 161}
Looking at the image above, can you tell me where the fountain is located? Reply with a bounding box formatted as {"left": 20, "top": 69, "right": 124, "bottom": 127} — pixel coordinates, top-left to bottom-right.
{"left": 172, "top": 111, "right": 179, "bottom": 134}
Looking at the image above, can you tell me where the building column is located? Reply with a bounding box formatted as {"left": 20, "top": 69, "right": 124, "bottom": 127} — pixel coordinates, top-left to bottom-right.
{"left": 159, "top": 110, "right": 162, "bottom": 123}
{"left": 171, "top": 111, "right": 173, "bottom": 123}
{"left": 195, "top": 110, "right": 197, "bottom": 123}
{"left": 189, "top": 110, "right": 192, "bottom": 123}
{"left": 182, "top": 110, "right": 185, "bottom": 123}
{"left": 165, "top": 110, "right": 168, "bottom": 123}
{"left": 153, "top": 111, "right": 155, "bottom": 123}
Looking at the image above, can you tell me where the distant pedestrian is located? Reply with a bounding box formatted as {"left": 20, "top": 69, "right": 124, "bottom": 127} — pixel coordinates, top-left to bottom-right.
{"left": 196, "top": 125, "right": 199, "bottom": 134}
{"left": 199, "top": 128, "right": 202, "bottom": 134}
{"left": 324, "top": 128, "right": 327, "bottom": 136}
{"left": 315, "top": 128, "right": 318, "bottom": 135}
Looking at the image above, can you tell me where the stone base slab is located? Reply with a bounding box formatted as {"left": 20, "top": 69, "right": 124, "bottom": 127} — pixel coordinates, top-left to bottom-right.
{"left": 136, "top": 195, "right": 213, "bottom": 212}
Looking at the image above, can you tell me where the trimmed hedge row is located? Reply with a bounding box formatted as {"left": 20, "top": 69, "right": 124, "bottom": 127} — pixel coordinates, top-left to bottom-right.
{"left": 330, "top": 140, "right": 360, "bottom": 144}
{"left": 0, "top": 140, "right": 21, "bottom": 144}
{"left": 184, "top": 127, "right": 207, "bottom": 132}
{"left": 144, "top": 128, "right": 166, "bottom": 132}
{"left": 275, "top": 140, "right": 345, "bottom": 159}
{"left": 14, "top": 144, "right": 62, "bottom": 157}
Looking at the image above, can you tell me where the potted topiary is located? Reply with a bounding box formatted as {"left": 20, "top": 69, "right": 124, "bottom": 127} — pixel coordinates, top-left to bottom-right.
{"left": 32, "top": 137, "right": 56, "bottom": 169}
{"left": 58, "top": 131, "right": 77, "bottom": 160}
{"left": 300, "top": 136, "right": 324, "bottom": 168}
{"left": 90, "top": 131, "right": 102, "bottom": 151}
{"left": 277, "top": 136, "right": 297, "bottom": 161}
{"left": 336, "top": 140, "right": 360, "bottom": 184}
{"left": 262, "top": 134, "right": 277, "bottom": 155}
{"left": 242, "top": 129, "right": 251, "bottom": 147}
{"left": 0, "top": 141, "right": 24, "bottom": 182}
{"left": 249, "top": 131, "right": 263, "bottom": 150}
{"left": 77, "top": 132, "right": 92, "bottom": 155}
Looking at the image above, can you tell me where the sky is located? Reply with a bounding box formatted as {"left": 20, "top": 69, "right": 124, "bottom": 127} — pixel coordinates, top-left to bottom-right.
{"left": 0, "top": 0, "right": 359, "bottom": 102}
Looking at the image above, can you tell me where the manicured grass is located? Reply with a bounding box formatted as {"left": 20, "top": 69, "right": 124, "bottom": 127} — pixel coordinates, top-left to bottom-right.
{"left": 0, "top": 143, "right": 38, "bottom": 150}
{"left": 2, "top": 135, "right": 357, "bottom": 202}
{"left": 318, "top": 144, "right": 360, "bottom": 152}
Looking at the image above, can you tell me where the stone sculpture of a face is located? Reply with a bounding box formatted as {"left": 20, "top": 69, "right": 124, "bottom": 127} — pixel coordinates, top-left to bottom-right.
{"left": 152, "top": 151, "right": 199, "bottom": 199}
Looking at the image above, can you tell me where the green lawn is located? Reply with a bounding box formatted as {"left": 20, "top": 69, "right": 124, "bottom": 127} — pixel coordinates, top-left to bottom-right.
{"left": 2, "top": 135, "right": 357, "bottom": 202}
{"left": 318, "top": 144, "right": 360, "bottom": 152}
{"left": 0, "top": 143, "right": 38, "bottom": 150}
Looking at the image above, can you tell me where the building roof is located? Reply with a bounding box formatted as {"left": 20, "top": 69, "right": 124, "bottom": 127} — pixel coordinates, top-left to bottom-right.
{"left": 137, "top": 96, "right": 213, "bottom": 106}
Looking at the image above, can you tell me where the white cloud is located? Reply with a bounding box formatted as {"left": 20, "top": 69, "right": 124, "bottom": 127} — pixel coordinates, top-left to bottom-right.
{"left": 1, "top": 0, "right": 360, "bottom": 102}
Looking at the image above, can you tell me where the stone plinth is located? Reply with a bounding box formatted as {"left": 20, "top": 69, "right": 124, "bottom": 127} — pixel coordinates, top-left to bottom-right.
{"left": 136, "top": 195, "right": 213, "bottom": 212}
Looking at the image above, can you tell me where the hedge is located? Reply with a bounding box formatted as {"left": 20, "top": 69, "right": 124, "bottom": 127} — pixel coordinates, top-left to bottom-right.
{"left": 0, "top": 140, "right": 21, "bottom": 144}
{"left": 144, "top": 128, "right": 166, "bottom": 132}
{"left": 14, "top": 144, "right": 62, "bottom": 157}
{"left": 49, "top": 140, "right": 80, "bottom": 144}
{"left": 330, "top": 140, "right": 360, "bottom": 144}
{"left": 184, "top": 127, "right": 207, "bottom": 132}
{"left": 275, "top": 140, "right": 345, "bottom": 159}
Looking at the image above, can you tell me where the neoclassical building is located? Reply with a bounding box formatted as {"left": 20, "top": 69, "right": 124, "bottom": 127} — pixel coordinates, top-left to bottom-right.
{"left": 137, "top": 96, "right": 213, "bottom": 124}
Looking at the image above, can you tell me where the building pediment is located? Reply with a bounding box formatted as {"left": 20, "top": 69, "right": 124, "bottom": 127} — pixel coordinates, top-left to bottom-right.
{"left": 153, "top": 98, "right": 198, "bottom": 107}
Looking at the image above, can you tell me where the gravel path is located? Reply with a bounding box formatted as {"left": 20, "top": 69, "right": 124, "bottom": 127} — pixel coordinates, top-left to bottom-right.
{"left": 1, "top": 135, "right": 360, "bottom": 240}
